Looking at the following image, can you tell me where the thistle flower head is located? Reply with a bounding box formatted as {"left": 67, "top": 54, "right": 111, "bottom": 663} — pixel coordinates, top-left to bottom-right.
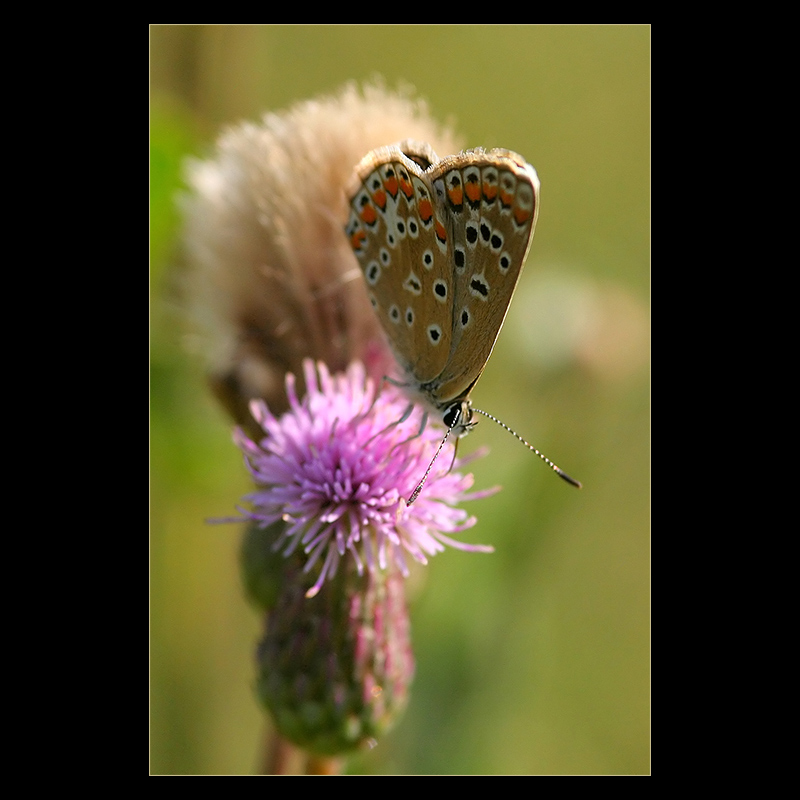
{"left": 233, "top": 359, "right": 495, "bottom": 599}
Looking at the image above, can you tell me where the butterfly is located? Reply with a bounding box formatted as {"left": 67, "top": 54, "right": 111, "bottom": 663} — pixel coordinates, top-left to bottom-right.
{"left": 345, "top": 140, "right": 580, "bottom": 497}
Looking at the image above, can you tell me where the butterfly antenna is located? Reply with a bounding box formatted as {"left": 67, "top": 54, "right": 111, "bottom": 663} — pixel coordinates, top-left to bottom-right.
{"left": 472, "top": 407, "right": 582, "bottom": 489}
{"left": 407, "top": 415, "right": 460, "bottom": 505}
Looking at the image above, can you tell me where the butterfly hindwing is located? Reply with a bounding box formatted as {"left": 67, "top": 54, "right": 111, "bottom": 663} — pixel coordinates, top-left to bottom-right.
{"left": 433, "top": 150, "right": 539, "bottom": 404}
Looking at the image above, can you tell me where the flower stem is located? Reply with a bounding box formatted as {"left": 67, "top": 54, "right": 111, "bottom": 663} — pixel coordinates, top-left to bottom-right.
{"left": 260, "top": 727, "right": 344, "bottom": 775}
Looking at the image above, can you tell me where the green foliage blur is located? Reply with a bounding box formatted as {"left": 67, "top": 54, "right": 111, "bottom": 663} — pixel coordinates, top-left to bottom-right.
{"left": 150, "top": 24, "right": 650, "bottom": 775}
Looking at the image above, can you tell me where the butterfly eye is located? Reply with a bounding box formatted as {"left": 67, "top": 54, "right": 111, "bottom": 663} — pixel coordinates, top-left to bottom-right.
{"left": 442, "top": 403, "right": 461, "bottom": 429}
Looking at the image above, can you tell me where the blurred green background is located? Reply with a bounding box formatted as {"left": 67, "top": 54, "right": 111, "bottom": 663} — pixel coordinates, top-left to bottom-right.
{"left": 150, "top": 25, "right": 650, "bottom": 775}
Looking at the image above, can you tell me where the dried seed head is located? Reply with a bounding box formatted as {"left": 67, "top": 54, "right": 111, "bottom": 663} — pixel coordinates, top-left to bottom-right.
{"left": 182, "top": 82, "right": 462, "bottom": 434}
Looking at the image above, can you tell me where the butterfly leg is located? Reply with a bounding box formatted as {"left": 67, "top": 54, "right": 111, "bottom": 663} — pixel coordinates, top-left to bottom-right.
{"left": 364, "top": 401, "right": 417, "bottom": 448}
{"left": 382, "top": 375, "right": 410, "bottom": 390}
{"left": 448, "top": 435, "right": 460, "bottom": 474}
{"left": 386, "top": 408, "right": 429, "bottom": 457}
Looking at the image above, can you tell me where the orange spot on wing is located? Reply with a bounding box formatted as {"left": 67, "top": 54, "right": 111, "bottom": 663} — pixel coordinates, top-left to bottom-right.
{"left": 482, "top": 182, "right": 497, "bottom": 201}
{"left": 360, "top": 204, "right": 377, "bottom": 225}
{"left": 418, "top": 197, "right": 433, "bottom": 222}
{"left": 350, "top": 230, "right": 367, "bottom": 251}
{"left": 384, "top": 176, "right": 399, "bottom": 197}
{"left": 372, "top": 188, "right": 387, "bottom": 209}
{"left": 435, "top": 220, "right": 447, "bottom": 243}
{"left": 448, "top": 185, "right": 463, "bottom": 206}
{"left": 465, "top": 182, "right": 481, "bottom": 203}
{"left": 513, "top": 206, "right": 531, "bottom": 225}
{"left": 499, "top": 189, "right": 514, "bottom": 208}
{"left": 400, "top": 176, "right": 413, "bottom": 198}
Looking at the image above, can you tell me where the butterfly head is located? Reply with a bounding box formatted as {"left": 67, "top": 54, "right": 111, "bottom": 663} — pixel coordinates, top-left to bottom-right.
{"left": 443, "top": 399, "right": 477, "bottom": 438}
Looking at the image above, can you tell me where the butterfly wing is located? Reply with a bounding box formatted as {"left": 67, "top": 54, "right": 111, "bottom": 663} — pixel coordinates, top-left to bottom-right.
{"left": 430, "top": 149, "right": 540, "bottom": 404}
{"left": 346, "top": 145, "right": 455, "bottom": 384}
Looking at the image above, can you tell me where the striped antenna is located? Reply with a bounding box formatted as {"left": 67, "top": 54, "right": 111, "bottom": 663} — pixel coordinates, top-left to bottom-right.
{"left": 473, "top": 407, "right": 582, "bottom": 488}
{"left": 406, "top": 414, "right": 460, "bottom": 505}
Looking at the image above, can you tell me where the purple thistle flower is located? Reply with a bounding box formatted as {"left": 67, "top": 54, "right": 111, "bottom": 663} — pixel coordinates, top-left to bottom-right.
{"left": 231, "top": 359, "right": 496, "bottom": 599}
